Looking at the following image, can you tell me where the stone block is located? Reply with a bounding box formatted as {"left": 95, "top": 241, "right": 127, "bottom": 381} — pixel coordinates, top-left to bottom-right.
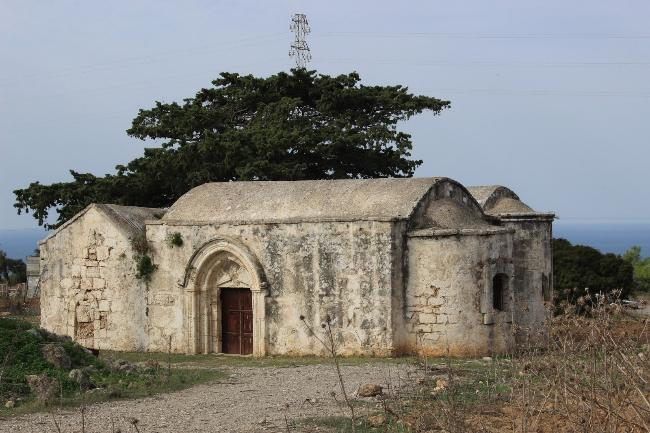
{"left": 411, "top": 324, "right": 433, "bottom": 334}
{"left": 421, "top": 331, "right": 441, "bottom": 343}
{"left": 60, "top": 278, "right": 76, "bottom": 290}
{"left": 96, "top": 246, "right": 110, "bottom": 261}
{"left": 92, "top": 278, "right": 105, "bottom": 289}
{"left": 418, "top": 313, "right": 437, "bottom": 324}
{"left": 84, "top": 260, "right": 98, "bottom": 267}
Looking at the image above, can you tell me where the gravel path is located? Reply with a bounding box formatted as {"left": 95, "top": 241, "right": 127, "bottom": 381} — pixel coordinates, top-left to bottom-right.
{"left": 1, "top": 363, "right": 416, "bottom": 433}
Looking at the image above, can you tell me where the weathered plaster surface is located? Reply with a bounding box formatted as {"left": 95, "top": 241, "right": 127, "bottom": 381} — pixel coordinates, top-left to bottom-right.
{"left": 501, "top": 218, "right": 553, "bottom": 344}
{"left": 146, "top": 220, "right": 395, "bottom": 356}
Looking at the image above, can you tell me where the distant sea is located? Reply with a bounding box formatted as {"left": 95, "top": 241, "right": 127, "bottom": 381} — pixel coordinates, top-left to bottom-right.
{"left": 0, "top": 220, "right": 648, "bottom": 261}
{"left": 554, "top": 220, "right": 650, "bottom": 257}
{"left": 0, "top": 228, "right": 48, "bottom": 261}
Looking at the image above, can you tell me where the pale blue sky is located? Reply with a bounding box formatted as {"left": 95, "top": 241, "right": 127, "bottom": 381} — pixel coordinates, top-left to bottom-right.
{"left": 1, "top": 0, "right": 649, "bottom": 229}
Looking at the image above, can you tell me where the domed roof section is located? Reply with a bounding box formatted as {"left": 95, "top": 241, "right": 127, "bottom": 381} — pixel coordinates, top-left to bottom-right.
{"left": 424, "top": 198, "right": 491, "bottom": 229}
{"left": 467, "top": 185, "right": 537, "bottom": 216}
{"left": 466, "top": 186, "right": 519, "bottom": 209}
{"left": 163, "top": 178, "right": 446, "bottom": 224}
{"left": 488, "top": 197, "right": 534, "bottom": 215}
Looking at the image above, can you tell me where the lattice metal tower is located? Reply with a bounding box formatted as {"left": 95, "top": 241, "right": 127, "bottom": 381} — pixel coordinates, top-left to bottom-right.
{"left": 289, "top": 13, "right": 311, "bottom": 68}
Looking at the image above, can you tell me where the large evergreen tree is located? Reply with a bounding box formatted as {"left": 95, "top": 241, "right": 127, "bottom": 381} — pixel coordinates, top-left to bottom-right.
{"left": 14, "top": 69, "right": 449, "bottom": 229}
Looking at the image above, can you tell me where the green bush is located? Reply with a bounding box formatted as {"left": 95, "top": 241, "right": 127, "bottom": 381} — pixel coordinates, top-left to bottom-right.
{"left": 135, "top": 255, "right": 157, "bottom": 281}
{"left": 622, "top": 246, "right": 650, "bottom": 292}
{"left": 553, "top": 238, "right": 634, "bottom": 308}
{"left": 166, "top": 232, "right": 183, "bottom": 248}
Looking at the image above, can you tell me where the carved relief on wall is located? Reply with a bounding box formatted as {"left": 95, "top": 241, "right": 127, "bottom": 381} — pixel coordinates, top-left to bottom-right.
{"left": 210, "top": 255, "right": 252, "bottom": 288}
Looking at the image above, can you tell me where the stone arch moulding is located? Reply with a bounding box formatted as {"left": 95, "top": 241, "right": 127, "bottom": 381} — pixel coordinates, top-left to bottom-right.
{"left": 66, "top": 291, "right": 99, "bottom": 347}
{"left": 179, "top": 237, "right": 268, "bottom": 356}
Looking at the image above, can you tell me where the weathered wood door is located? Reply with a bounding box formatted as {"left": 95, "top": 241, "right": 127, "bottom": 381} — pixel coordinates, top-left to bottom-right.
{"left": 220, "top": 288, "right": 253, "bottom": 355}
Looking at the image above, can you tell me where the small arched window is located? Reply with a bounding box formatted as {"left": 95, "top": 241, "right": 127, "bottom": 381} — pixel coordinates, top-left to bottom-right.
{"left": 492, "top": 273, "right": 509, "bottom": 311}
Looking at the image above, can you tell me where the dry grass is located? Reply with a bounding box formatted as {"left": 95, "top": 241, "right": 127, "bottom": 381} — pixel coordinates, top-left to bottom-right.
{"left": 350, "top": 303, "right": 650, "bottom": 433}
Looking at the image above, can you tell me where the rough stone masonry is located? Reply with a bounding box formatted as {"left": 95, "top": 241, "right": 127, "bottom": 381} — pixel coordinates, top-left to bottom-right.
{"left": 38, "top": 177, "right": 554, "bottom": 357}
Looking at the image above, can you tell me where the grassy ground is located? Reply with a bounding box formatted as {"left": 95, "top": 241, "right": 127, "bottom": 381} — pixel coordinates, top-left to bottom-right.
{"left": 0, "top": 312, "right": 39, "bottom": 325}
{"left": 0, "top": 368, "right": 225, "bottom": 417}
{"left": 0, "top": 317, "right": 227, "bottom": 418}
{"left": 99, "top": 350, "right": 420, "bottom": 368}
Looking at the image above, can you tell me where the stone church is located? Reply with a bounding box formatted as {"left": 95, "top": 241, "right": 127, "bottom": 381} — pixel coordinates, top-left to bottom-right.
{"left": 38, "top": 177, "right": 554, "bottom": 357}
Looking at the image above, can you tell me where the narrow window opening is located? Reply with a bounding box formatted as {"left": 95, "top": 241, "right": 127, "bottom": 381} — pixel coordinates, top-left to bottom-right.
{"left": 492, "top": 273, "right": 509, "bottom": 311}
{"left": 542, "top": 273, "right": 551, "bottom": 302}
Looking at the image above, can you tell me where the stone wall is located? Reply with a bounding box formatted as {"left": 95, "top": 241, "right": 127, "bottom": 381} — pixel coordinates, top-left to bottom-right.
{"left": 401, "top": 230, "right": 515, "bottom": 356}
{"left": 501, "top": 217, "right": 553, "bottom": 343}
{"left": 145, "top": 220, "right": 395, "bottom": 355}
{"left": 39, "top": 207, "right": 148, "bottom": 351}
{"left": 26, "top": 255, "right": 40, "bottom": 298}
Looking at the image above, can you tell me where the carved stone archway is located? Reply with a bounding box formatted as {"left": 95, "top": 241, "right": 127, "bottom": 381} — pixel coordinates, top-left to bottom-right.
{"left": 179, "top": 238, "right": 267, "bottom": 356}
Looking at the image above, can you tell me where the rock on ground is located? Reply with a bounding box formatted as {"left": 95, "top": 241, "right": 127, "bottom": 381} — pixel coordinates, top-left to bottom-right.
{"left": 1, "top": 363, "right": 415, "bottom": 433}
{"left": 357, "top": 383, "right": 383, "bottom": 397}
{"left": 41, "top": 343, "right": 71, "bottom": 370}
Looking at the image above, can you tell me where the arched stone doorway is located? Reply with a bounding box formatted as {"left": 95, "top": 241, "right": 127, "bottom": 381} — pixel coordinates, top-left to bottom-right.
{"left": 180, "top": 238, "right": 267, "bottom": 356}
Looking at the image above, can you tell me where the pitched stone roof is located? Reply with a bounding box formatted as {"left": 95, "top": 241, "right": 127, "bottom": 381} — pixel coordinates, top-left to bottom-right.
{"left": 97, "top": 204, "right": 164, "bottom": 235}
{"left": 162, "top": 178, "right": 446, "bottom": 223}
{"left": 40, "top": 204, "right": 165, "bottom": 244}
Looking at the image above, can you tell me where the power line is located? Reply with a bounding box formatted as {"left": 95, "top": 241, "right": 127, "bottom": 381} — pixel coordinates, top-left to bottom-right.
{"left": 318, "top": 57, "right": 650, "bottom": 68}
{"left": 289, "top": 13, "right": 312, "bottom": 68}
{"left": 0, "top": 33, "right": 286, "bottom": 87}
{"left": 420, "top": 88, "right": 650, "bottom": 98}
{"left": 317, "top": 31, "right": 650, "bottom": 40}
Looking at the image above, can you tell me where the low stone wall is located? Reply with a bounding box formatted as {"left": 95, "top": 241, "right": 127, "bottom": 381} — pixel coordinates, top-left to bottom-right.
{"left": 0, "top": 283, "right": 27, "bottom": 298}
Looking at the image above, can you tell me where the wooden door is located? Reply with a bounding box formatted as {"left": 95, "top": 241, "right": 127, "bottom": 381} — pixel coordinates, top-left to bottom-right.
{"left": 220, "top": 288, "right": 253, "bottom": 355}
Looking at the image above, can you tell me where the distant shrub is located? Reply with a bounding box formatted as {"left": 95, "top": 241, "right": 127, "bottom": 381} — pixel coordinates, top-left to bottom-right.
{"left": 622, "top": 246, "right": 650, "bottom": 292}
{"left": 553, "top": 238, "right": 634, "bottom": 310}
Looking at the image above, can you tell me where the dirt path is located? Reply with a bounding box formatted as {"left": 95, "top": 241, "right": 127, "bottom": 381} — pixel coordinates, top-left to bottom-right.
{"left": 1, "top": 363, "right": 416, "bottom": 433}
